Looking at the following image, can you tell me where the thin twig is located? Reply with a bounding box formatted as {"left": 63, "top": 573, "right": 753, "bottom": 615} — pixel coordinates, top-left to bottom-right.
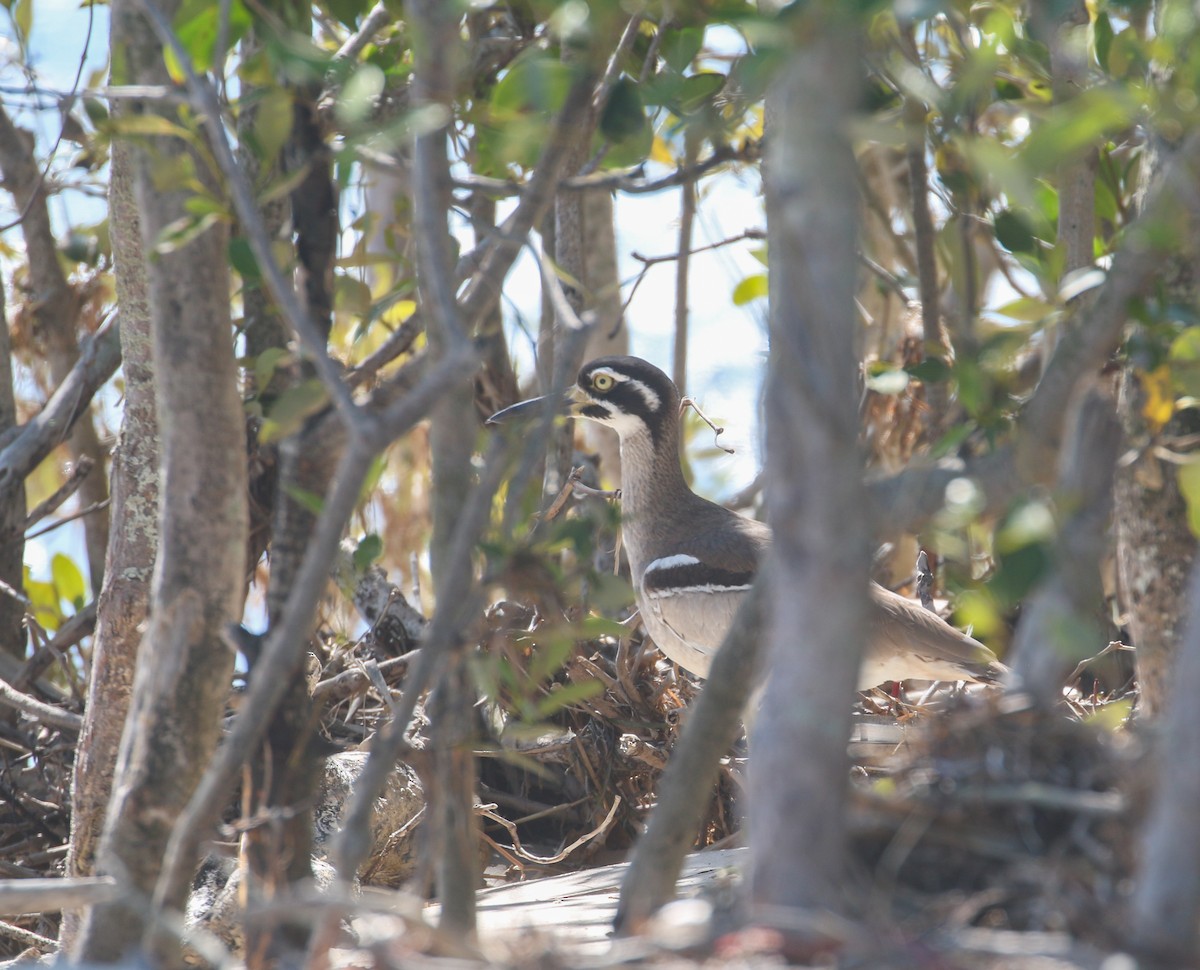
{"left": 0, "top": 878, "right": 120, "bottom": 917}
{"left": 333, "top": 1, "right": 391, "bottom": 63}
{"left": 679, "top": 397, "right": 735, "bottom": 454}
{"left": 0, "top": 919, "right": 56, "bottom": 950}
{"left": 630, "top": 228, "right": 766, "bottom": 268}
{"left": 24, "top": 499, "right": 110, "bottom": 541}
{"left": 0, "top": 676, "right": 82, "bottom": 732}
{"left": 23, "top": 456, "right": 94, "bottom": 530}
{"left": 480, "top": 795, "right": 621, "bottom": 866}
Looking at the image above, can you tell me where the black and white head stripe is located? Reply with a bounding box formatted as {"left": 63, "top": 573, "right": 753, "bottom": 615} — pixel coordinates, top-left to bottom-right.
{"left": 576, "top": 356, "right": 680, "bottom": 445}
{"left": 642, "top": 553, "right": 755, "bottom": 598}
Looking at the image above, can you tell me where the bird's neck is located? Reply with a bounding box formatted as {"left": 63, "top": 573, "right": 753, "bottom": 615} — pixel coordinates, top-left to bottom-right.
{"left": 617, "top": 426, "right": 692, "bottom": 571}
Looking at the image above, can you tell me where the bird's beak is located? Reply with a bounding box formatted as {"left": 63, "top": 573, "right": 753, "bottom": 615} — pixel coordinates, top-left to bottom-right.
{"left": 485, "top": 387, "right": 584, "bottom": 426}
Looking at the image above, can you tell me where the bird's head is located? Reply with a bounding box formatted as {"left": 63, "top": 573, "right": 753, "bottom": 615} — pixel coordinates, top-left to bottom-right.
{"left": 487, "top": 356, "right": 679, "bottom": 447}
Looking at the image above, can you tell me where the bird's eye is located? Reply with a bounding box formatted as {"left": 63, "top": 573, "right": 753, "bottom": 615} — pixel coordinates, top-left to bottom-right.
{"left": 592, "top": 373, "right": 615, "bottom": 392}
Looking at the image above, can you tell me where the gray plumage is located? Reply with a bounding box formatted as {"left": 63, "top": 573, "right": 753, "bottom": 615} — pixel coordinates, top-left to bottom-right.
{"left": 491, "top": 355, "right": 1001, "bottom": 688}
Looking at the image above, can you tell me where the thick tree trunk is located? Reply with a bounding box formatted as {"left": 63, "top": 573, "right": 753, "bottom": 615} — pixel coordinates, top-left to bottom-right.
{"left": 61, "top": 132, "right": 159, "bottom": 950}
{"left": 1130, "top": 559, "right": 1200, "bottom": 964}
{"left": 751, "top": 5, "right": 867, "bottom": 939}
{"left": 410, "top": 0, "right": 479, "bottom": 935}
{"left": 72, "top": 0, "right": 249, "bottom": 960}
{"left": 1113, "top": 18, "right": 1200, "bottom": 716}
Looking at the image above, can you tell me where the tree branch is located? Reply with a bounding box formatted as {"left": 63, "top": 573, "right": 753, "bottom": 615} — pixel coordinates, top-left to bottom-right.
{"left": 0, "top": 314, "right": 121, "bottom": 492}
{"left": 870, "top": 126, "right": 1200, "bottom": 533}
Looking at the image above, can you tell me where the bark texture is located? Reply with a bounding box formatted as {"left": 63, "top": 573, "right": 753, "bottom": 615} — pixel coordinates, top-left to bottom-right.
{"left": 73, "top": 0, "right": 249, "bottom": 959}
{"left": 1130, "top": 559, "right": 1200, "bottom": 964}
{"left": 410, "top": 0, "right": 479, "bottom": 935}
{"left": 750, "top": 6, "right": 867, "bottom": 930}
{"left": 61, "top": 131, "right": 159, "bottom": 949}
{"left": 1114, "top": 36, "right": 1200, "bottom": 715}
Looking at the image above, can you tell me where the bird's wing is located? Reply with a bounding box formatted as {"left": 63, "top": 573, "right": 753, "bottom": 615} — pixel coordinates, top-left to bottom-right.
{"left": 866, "top": 582, "right": 1000, "bottom": 684}
{"left": 637, "top": 518, "right": 766, "bottom": 678}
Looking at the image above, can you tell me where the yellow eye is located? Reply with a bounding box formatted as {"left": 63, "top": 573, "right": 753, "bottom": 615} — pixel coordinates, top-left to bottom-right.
{"left": 592, "top": 373, "right": 615, "bottom": 392}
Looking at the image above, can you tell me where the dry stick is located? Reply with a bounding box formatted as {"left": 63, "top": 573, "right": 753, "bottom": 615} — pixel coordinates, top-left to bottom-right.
{"left": 0, "top": 314, "right": 121, "bottom": 489}
{"left": 0, "top": 675, "right": 82, "bottom": 732}
{"left": 899, "top": 46, "right": 948, "bottom": 421}
{"left": 672, "top": 137, "right": 696, "bottom": 395}
{"left": 0, "top": 919, "right": 56, "bottom": 951}
{"left": 332, "top": 1, "right": 390, "bottom": 63}
{"left": 447, "top": 141, "right": 756, "bottom": 199}
{"left": 153, "top": 349, "right": 473, "bottom": 921}
{"left": 133, "top": 0, "right": 361, "bottom": 429}
{"left": 615, "top": 583, "right": 765, "bottom": 933}
{"left": 0, "top": 877, "right": 120, "bottom": 916}
{"left": 24, "top": 499, "right": 110, "bottom": 541}
{"left": 631, "top": 227, "right": 767, "bottom": 269}
{"left": 12, "top": 601, "right": 96, "bottom": 690}
{"left": 480, "top": 796, "right": 621, "bottom": 867}
{"left": 871, "top": 126, "right": 1200, "bottom": 535}
{"left": 23, "top": 455, "right": 94, "bottom": 530}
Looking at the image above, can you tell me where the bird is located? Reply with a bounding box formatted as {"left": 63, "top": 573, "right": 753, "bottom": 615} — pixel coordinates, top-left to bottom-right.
{"left": 488, "top": 355, "right": 1001, "bottom": 689}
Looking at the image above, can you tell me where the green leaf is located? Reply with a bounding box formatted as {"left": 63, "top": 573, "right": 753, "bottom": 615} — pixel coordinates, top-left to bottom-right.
{"left": 335, "top": 273, "right": 373, "bottom": 318}
{"left": 1021, "top": 88, "right": 1139, "bottom": 173}
{"left": 353, "top": 533, "right": 383, "bottom": 572}
{"left": 993, "top": 209, "right": 1037, "bottom": 254}
{"left": 284, "top": 484, "right": 326, "bottom": 515}
{"left": 492, "top": 53, "right": 572, "bottom": 115}
{"left": 990, "top": 296, "right": 1054, "bottom": 323}
{"left": 535, "top": 679, "right": 604, "bottom": 718}
{"left": 13, "top": 0, "right": 31, "bottom": 44}
{"left": 25, "top": 575, "right": 62, "bottom": 633}
{"left": 228, "top": 237, "right": 261, "bottom": 281}
{"left": 252, "top": 346, "right": 290, "bottom": 392}
{"left": 732, "top": 273, "right": 768, "bottom": 305}
{"left": 600, "top": 77, "right": 646, "bottom": 143}
{"left": 1170, "top": 327, "right": 1200, "bottom": 398}
{"left": 251, "top": 86, "right": 293, "bottom": 165}
{"left": 172, "top": 0, "right": 252, "bottom": 72}
{"left": 677, "top": 71, "right": 725, "bottom": 113}
{"left": 1177, "top": 460, "right": 1200, "bottom": 539}
{"left": 662, "top": 26, "right": 704, "bottom": 73}
{"left": 259, "top": 378, "right": 330, "bottom": 443}
{"left": 905, "top": 356, "right": 952, "bottom": 384}
{"left": 51, "top": 553, "right": 86, "bottom": 610}
{"left": 1093, "top": 11, "right": 1114, "bottom": 72}
{"left": 153, "top": 212, "right": 221, "bottom": 254}
{"left": 337, "top": 63, "right": 385, "bottom": 124}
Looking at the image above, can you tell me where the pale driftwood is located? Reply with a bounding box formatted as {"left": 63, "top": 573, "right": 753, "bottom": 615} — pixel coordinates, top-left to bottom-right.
{"left": 0, "top": 877, "right": 120, "bottom": 916}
